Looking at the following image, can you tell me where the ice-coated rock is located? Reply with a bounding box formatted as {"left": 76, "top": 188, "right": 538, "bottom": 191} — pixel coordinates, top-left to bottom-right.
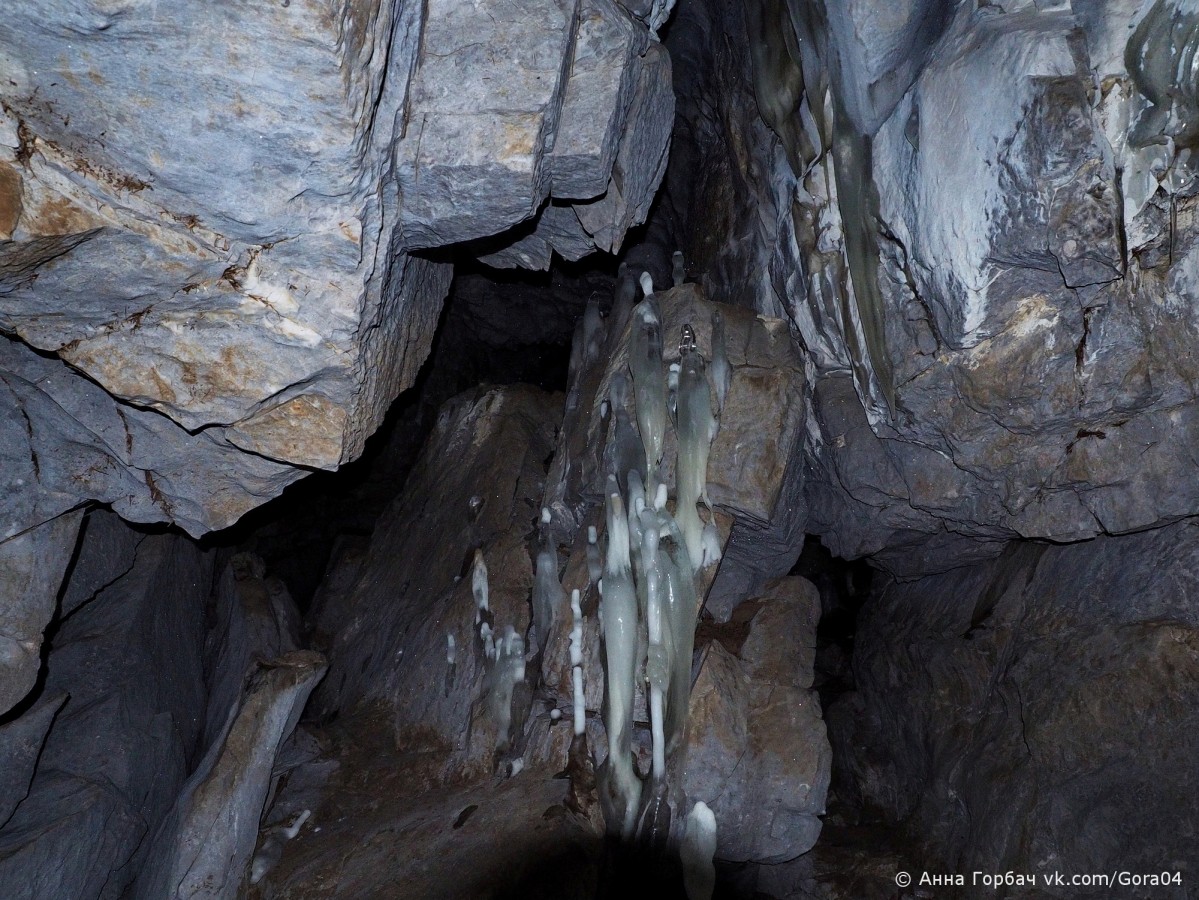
{"left": 683, "top": 0, "right": 1199, "bottom": 571}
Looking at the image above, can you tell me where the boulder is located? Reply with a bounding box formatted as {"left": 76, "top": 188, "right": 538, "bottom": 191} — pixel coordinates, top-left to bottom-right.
{"left": 683, "top": 578, "right": 829, "bottom": 863}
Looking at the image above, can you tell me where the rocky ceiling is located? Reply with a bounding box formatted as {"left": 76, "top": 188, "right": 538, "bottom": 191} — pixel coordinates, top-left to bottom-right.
{"left": 0, "top": 0, "right": 672, "bottom": 540}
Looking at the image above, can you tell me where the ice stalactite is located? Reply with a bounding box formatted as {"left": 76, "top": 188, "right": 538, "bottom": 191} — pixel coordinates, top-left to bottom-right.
{"left": 710, "top": 309, "right": 731, "bottom": 416}
{"left": 676, "top": 345, "right": 718, "bottom": 572}
{"left": 598, "top": 476, "right": 643, "bottom": 839}
{"left": 629, "top": 285, "right": 668, "bottom": 499}
{"left": 606, "top": 372, "right": 647, "bottom": 495}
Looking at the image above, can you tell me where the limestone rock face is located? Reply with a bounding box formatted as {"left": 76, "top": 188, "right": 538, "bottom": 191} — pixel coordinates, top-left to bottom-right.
{"left": 0, "top": 0, "right": 671, "bottom": 540}
{"left": 0, "top": 530, "right": 214, "bottom": 899}
{"left": 683, "top": 0, "right": 1199, "bottom": 571}
{"left": 832, "top": 523, "right": 1199, "bottom": 876}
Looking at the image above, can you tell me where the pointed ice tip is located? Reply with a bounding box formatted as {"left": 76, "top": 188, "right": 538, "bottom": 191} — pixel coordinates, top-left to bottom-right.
{"left": 639, "top": 271, "right": 654, "bottom": 296}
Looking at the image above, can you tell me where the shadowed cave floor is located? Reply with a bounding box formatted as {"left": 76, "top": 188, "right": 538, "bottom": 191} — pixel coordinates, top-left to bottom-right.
{"left": 253, "top": 710, "right": 908, "bottom": 900}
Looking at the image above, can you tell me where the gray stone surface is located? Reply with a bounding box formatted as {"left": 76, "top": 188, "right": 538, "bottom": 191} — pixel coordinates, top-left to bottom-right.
{"left": 0, "top": 0, "right": 669, "bottom": 543}
{"left": 0, "top": 531, "right": 213, "bottom": 899}
{"left": 831, "top": 525, "right": 1199, "bottom": 880}
{"left": 58, "top": 508, "right": 143, "bottom": 618}
{"left": 0, "top": 693, "right": 65, "bottom": 829}
{"left": 0, "top": 334, "right": 306, "bottom": 538}
{"left": 0, "top": 508, "right": 82, "bottom": 714}
{"left": 473, "top": 0, "right": 671, "bottom": 271}
{"left": 202, "top": 554, "right": 304, "bottom": 751}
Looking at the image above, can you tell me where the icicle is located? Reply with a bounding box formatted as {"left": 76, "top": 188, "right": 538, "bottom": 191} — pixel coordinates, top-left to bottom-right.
{"left": 586, "top": 525, "right": 602, "bottom": 585}
{"left": 607, "top": 372, "right": 646, "bottom": 491}
{"left": 600, "top": 475, "right": 642, "bottom": 838}
{"left": 657, "top": 508, "right": 698, "bottom": 755}
{"left": 672, "top": 250, "right": 685, "bottom": 287}
{"left": 667, "top": 361, "right": 681, "bottom": 428}
{"left": 639, "top": 270, "right": 654, "bottom": 298}
{"left": 710, "top": 308, "right": 731, "bottom": 416}
{"left": 608, "top": 263, "right": 639, "bottom": 353}
{"left": 488, "top": 624, "right": 526, "bottom": 752}
{"left": 583, "top": 296, "right": 605, "bottom": 365}
{"left": 676, "top": 345, "right": 717, "bottom": 570}
{"left": 472, "top": 550, "right": 490, "bottom": 615}
{"left": 641, "top": 509, "right": 668, "bottom": 783}
{"left": 446, "top": 633, "right": 456, "bottom": 665}
{"left": 573, "top": 666, "right": 586, "bottom": 736}
{"left": 629, "top": 291, "right": 666, "bottom": 497}
{"left": 571, "top": 588, "right": 586, "bottom": 737}
{"left": 570, "top": 589, "right": 584, "bottom": 667}
{"left": 700, "top": 522, "right": 723, "bottom": 569}
{"left": 533, "top": 547, "right": 565, "bottom": 655}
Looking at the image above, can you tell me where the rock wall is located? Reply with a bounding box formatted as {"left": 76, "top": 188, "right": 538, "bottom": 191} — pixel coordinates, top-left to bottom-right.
{"left": 831, "top": 523, "right": 1199, "bottom": 882}
{"left": 0, "top": 512, "right": 320, "bottom": 899}
{"left": 0, "top": 0, "right": 672, "bottom": 541}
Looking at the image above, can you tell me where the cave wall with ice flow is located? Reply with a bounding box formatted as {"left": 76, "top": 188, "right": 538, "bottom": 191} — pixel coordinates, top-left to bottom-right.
{"left": 674, "top": 0, "right": 1199, "bottom": 572}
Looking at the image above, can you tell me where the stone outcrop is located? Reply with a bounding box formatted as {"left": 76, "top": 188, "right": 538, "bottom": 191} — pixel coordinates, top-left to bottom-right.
{"left": 0, "top": 0, "right": 672, "bottom": 540}
{"left": 830, "top": 523, "right": 1199, "bottom": 879}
